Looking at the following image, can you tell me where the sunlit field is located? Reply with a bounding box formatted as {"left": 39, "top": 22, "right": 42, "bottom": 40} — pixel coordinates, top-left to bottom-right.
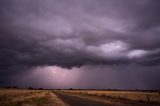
{"left": 0, "top": 89, "right": 66, "bottom": 106}
{"left": 63, "top": 90, "right": 160, "bottom": 102}
{"left": 1, "top": 89, "right": 160, "bottom": 106}
{"left": 59, "top": 90, "right": 160, "bottom": 106}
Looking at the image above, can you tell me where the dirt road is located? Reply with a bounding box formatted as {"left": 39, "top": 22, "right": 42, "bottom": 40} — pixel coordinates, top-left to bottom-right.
{"left": 54, "top": 92, "right": 110, "bottom": 106}
{"left": 47, "top": 92, "right": 69, "bottom": 106}
{"left": 53, "top": 91, "right": 160, "bottom": 106}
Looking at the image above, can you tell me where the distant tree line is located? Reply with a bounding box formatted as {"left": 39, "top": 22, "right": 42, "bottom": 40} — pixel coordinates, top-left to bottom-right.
{"left": 1, "top": 86, "right": 160, "bottom": 92}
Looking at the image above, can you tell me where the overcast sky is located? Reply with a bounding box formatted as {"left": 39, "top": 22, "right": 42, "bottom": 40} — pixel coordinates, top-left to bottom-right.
{"left": 0, "top": 0, "right": 160, "bottom": 89}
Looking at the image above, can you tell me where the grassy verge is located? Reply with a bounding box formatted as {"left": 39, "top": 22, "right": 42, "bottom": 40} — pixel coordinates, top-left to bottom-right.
{"left": 0, "top": 90, "right": 50, "bottom": 106}
{"left": 57, "top": 90, "right": 160, "bottom": 106}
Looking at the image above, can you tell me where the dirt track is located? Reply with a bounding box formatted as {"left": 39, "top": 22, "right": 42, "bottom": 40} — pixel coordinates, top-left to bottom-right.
{"left": 54, "top": 92, "right": 110, "bottom": 106}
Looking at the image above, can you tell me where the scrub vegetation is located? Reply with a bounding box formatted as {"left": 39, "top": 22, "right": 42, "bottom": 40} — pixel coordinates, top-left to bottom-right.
{"left": 58, "top": 90, "right": 160, "bottom": 106}
{"left": 0, "top": 89, "right": 67, "bottom": 106}
{"left": 1, "top": 89, "right": 160, "bottom": 106}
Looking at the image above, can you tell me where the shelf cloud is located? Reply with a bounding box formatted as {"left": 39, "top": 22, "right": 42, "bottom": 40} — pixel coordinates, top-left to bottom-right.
{"left": 0, "top": 0, "right": 160, "bottom": 89}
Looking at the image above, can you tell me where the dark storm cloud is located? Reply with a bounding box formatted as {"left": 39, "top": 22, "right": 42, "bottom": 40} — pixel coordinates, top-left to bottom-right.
{"left": 7, "top": 65, "right": 160, "bottom": 89}
{"left": 0, "top": 0, "right": 160, "bottom": 88}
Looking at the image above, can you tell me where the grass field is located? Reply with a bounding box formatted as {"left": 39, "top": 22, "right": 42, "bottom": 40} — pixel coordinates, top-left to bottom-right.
{"left": 60, "top": 90, "right": 160, "bottom": 105}
{"left": 0, "top": 89, "right": 67, "bottom": 106}
{"left": 0, "top": 89, "right": 49, "bottom": 106}
{"left": 1, "top": 89, "right": 160, "bottom": 106}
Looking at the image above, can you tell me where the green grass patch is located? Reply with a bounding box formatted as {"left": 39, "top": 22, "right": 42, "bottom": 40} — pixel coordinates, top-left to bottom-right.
{"left": 32, "top": 97, "right": 49, "bottom": 105}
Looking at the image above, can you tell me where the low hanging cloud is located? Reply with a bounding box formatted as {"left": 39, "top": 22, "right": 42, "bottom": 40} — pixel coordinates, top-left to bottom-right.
{"left": 0, "top": 0, "right": 160, "bottom": 89}
{"left": 8, "top": 65, "right": 160, "bottom": 89}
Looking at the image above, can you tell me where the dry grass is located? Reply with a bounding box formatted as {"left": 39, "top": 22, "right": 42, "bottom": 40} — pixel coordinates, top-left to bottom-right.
{"left": 1, "top": 89, "right": 159, "bottom": 106}
{"left": 0, "top": 89, "right": 50, "bottom": 106}
{"left": 0, "top": 89, "right": 68, "bottom": 106}
{"left": 62, "top": 90, "right": 160, "bottom": 104}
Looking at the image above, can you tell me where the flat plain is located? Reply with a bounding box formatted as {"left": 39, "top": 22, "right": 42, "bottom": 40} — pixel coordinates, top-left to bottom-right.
{"left": 0, "top": 89, "right": 160, "bottom": 106}
{"left": 0, "top": 89, "right": 67, "bottom": 106}
{"left": 55, "top": 90, "right": 160, "bottom": 106}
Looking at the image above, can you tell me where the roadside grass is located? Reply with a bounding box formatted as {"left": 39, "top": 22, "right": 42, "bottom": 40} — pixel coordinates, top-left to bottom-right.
{"left": 22, "top": 96, "right": 49, "bottom": 106}
{"left": 32, "top": 96, "right": 49, "bottom": 105}
{"left": 0, "top": 89, "right": 51, "bottom": 106}
{"left": 60, "top": 90, "right": 160, "bottom": 105}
